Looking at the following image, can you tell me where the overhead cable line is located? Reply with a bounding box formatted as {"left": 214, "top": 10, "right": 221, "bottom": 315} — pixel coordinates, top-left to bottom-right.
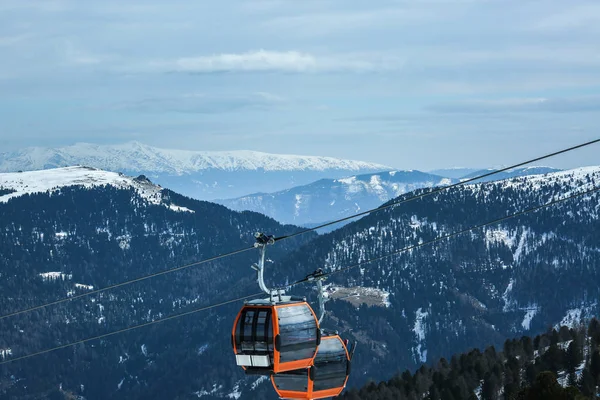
{"left": 275, "top": 138, "right": 600, "bottom": 241}
{"left": 1, "top": 184, "right": 597, "bottom": 366}
{"left": 0, "top": 291, "right": 265, "bottom": 366}
{"left": 0, "top": 138, "right": 597, "bottom": 322}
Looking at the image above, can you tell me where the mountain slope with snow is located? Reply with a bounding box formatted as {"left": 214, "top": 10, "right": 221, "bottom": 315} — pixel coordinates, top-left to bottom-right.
{"left": 0, "top": 142, "right": 393, "bottom": 200}
{"left": 217, "top": 170, "right": 456, "bottom": 226}
{"left": 461, "top": 166, "right": 562, "bottom": 183}
{"left": 278, "top": 165, "right": 600, "bottom": 388}
{"left": 0, "top": 166, "right": 192, "bottom": 212}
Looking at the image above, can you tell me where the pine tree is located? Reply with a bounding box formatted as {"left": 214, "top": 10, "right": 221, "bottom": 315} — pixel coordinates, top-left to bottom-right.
{"left": 579, "top": 368, "right": 595, "bottom": 397}
{"left": 566, "top": 337, "right": 583, "bottom": 374}
{"left": 591, "top": 349, "right": 600, "bottom": 375}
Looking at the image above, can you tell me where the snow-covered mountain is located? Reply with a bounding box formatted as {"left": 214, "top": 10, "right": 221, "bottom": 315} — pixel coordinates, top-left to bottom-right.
{"left": 277, "top": 165, "right": 600, "bottom": 389}
{"left": 1, "top": 164, "right": 599, "bottom": 399}
{"left": 0, "top": 142, "right": 393, "bottom": 200}
{"left": 217, "top": 170, "right": 456, "bottom": 227}
{"left": 0, "top": 166, "right": 195, "bottom": 212}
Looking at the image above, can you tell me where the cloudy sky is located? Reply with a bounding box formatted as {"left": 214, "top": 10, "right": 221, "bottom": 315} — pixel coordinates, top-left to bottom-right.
{"left": 0, "top": 0, "right": 599, "bottom": 170}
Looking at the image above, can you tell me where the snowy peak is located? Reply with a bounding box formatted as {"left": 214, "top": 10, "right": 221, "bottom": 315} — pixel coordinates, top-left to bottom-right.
{"left": 0, "top": 141, "right": 392, "bottom": 174}
{"left": 333, "top": 170, "right": 453, "bottom": 198}
{"left": 0, "top": 166, "right": 157, "bottom": 202}
{"left": 0, "top": 166, "right": 193, "bottom": 212}
{"left": 217, "top": 169, "right": 456, "bottom": 226}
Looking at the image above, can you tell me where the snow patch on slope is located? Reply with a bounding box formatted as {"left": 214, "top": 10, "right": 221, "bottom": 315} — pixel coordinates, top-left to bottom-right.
{"left": 413, "top": 308, "right": 428, "bottom": 363}
{"left": 502, "top": 279, "right": 515, "bottom": 312}
{"left": 227, "top": 382, "right": 241, "bottom": 399}
{"left": 39, "top": 272, "right": 72, "bottom": 281}
{"left": 555, "top": 304, "right": 596, "bottom": 330}
{"left": 485, "top": 229, "right": 514, "bottom": 247}
{"left": 522, "top": 306, "right": 539, "bottom": 331}
{"left": 0, "top": 348, "right": 12, "bottom": 359}
{"left": 74, "top": 283, "right": 94, "bottom": 290}
{"left": 559, "top": 309, "right": 582, "bottom": 329}
{"left": 250, "top": 376, "right": 268, "bottom": 391}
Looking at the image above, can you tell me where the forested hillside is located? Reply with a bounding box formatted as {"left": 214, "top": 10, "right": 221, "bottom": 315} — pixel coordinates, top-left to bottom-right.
{"left": 340, "top": 319, "right": 600, "bottom": 399}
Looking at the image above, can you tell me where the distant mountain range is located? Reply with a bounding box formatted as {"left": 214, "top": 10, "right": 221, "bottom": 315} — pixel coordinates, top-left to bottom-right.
{"left": 216, "top": 170, "right": 456, "bottom": 227}
{"left": 216, "top": 167, "right": 564, "bottom": 227}
{"left": 0, "top": 142, "right": 392, "bottom": 200}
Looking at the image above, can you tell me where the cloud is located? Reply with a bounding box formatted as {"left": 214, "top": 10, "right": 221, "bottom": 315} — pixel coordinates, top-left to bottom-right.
{"left": 426, "top": 97, "right": 600, "bottom": 114}
{"left": 160, "top": 50, "right": 394, "bottom": 73}
{"left": 114, "top": 92, "right": 286, "bottom": 114}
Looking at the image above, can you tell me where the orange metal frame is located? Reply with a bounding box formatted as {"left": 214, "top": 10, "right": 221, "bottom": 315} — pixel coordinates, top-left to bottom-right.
{"left": 232, "top": 302, "right": 320, "bottom": 374}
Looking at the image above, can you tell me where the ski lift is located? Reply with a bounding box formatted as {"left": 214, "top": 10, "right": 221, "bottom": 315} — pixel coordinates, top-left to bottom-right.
{"left": 232, "top": 233, "right": 320, "bottom": 375}
{"left": 270, "top": 334, "right": 353, "bottom": 399}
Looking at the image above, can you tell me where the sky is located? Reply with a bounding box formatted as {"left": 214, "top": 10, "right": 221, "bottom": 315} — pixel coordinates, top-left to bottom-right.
{"left": 0, "top": 0, "right": 599, "bottom": 170}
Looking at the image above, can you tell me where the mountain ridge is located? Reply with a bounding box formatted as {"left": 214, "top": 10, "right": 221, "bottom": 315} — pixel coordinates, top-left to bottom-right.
{"left": 0, "top": 141, "right": 392, "bottom": 174}
{"left": 216, "top": 170, "right": 456, "bottom": 226}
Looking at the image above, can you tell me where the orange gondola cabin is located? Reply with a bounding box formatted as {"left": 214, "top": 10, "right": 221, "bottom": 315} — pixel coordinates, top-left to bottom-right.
{"left": 270, "top": 334, "right": 351, "bottom": 399}
{"left": 232, "top": 297, "right": 320, "bottom": 374}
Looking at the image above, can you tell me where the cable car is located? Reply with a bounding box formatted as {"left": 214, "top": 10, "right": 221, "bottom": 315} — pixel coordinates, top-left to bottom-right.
{"left": 232, "top": 234, "right": 321, "bottom": 374}
{"left": 232, "top": 297, "right": 320, "bottom": 374}
{"left": 232, "top": 233, "right": 355, "bottom": 398}
{"left": 270, "top": 334, "right": 352, "bottom": 399}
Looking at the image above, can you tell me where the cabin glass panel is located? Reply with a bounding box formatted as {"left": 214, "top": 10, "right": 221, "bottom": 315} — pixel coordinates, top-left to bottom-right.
{"left": 272, "top": 370, "right": 310, "bottom": 392}
{"left": 313, "top": 337, "right": 348, "bottom": 392}
{"left": 235, "top": 308, "right": 273, "bottom": 358}
{"left": 277, "top": 305, "right": 318, "bottom": 363}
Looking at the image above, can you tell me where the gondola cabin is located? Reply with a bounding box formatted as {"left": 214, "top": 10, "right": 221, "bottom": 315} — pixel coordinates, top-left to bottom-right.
{"left": 232, "top": 298, "right": 320, "bottom": 375}
{"left": 270, "top": 334, "right": 351, "bottom": 399}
